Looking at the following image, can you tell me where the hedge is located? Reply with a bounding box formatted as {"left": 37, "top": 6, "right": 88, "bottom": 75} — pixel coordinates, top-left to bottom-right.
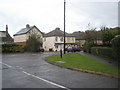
{"left": 2, "top": 43, "right": 24, "bottom": 53}
{"left": 91, "top": 47, "right": 114, "bottom": 59}
{"left": 111, "top": 36, "right": 120, "bottom": 62}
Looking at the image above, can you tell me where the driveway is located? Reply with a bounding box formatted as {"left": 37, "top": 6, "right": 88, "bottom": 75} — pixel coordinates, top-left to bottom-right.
{"left": 1, "top": 52, "right": 119, "bottom": 88}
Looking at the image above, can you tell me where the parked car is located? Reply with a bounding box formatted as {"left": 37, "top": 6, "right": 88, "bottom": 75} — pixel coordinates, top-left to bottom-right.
{"left": 74, "top": 47, "right": 81, "bottom": 52}
{"left": 66, "top": 47, "right": 73, "bottom": 52}
{"left": 66, "top": 46, "right": 81, "bottom": 52}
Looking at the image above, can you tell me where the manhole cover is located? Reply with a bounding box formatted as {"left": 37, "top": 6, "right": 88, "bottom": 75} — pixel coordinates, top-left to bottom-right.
{"left": 56, "top": 61, "right": 65, "bottom": 63}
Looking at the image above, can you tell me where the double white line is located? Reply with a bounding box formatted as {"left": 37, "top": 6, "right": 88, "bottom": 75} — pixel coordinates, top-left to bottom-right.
{"left": 0, "top": 62, "right": 70, "bottom": 90}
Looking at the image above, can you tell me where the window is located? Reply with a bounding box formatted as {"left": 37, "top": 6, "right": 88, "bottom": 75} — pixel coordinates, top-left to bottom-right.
{"left": 55, "top": 37, "right": 58, "bottom": 42}
{"left": 60, "top": 37, "right": 63, "bottom": 42}
{"left": 67, "top": 37, "right": 70, "bottom": 41}
{"left": 55, "top": 45, "right": 58, "bottom": 48}
{"left": 72, "top": 37, "right": 74, "bottom": 41}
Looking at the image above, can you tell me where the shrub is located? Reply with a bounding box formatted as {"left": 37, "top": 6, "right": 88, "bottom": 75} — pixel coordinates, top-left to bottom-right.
{"left": 111, "top": 36, "right": 120, "bottom": 62}
{"left": 2, "top": 43, "right": 24, "bottom": 53}
{"left": 83, "top": 41, "right": 94, "bottom": 53}
{"left": 91, "top": 47, "right": 113, "bottom": 59}
{"left": 102, "top": 28, "right": 118, "bottom": 45}
{"left": 26, "top": 33, "right": 43, "bottom": 52}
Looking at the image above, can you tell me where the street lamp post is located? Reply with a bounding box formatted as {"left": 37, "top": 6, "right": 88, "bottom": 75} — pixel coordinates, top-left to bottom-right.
{"left": 64, "top": 0, "right": 66, "bottom": 54}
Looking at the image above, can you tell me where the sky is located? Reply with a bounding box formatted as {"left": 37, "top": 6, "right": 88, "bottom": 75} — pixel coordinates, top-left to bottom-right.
{"left": 0, "top": 0, "right": 119, "bottom": 37}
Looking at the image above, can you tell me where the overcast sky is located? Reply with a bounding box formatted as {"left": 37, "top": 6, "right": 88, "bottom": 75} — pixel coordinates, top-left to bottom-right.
{"left": 0, "top": 0, "right": 119, "bottom": 37}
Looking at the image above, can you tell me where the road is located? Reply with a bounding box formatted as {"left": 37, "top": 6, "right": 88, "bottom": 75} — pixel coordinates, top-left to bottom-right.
{"left": 1, "top": 52, "right": 119, "bottom": 89}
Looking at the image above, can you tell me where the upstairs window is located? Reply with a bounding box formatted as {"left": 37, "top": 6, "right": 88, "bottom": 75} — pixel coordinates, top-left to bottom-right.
{"left": 67, "top": 37, "right": 70, "bottom": 41}
{"left": 60, "top": 37, "right": 63, "bottom": 42}
{"left": 55, "top": 37, "right": 58, "bottom": 42}
{"left": 72, "top": 37, "right": 74, "bottom": 41}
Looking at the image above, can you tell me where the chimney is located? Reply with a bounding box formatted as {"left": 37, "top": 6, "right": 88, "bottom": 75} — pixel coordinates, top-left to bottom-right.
{"left": 56, "top": 27, "right": 60, "bottom": 30}
{"left": 6, "top": 25, "right": 8, "bottom": 33}
{"left": 26, "top": 24, "right": 30, "bottom": 28}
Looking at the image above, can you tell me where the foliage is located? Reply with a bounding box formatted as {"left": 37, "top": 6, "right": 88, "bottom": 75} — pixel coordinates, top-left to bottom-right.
{"left": 44, "top": 53, "right": 120, "bottom": 77}
{"left": 83, "top": 41, "right": 94, "bottom": 53}
{"left": 85, "top": 30, "right": 97, "bottom": 43}
{"left": 102, "top": 28, "right": 118, "bottom": 45}
{"left": 2, "top": 43, "right": 24, "bottom": 53}
{"left": 91, "top": 47, "right": 113, "bottom": 59}
{"left": 111, "top": 36, "right": 120, "bottom": 62}
{"left": 26, "top": 33, "right": 43, "bottom": 52}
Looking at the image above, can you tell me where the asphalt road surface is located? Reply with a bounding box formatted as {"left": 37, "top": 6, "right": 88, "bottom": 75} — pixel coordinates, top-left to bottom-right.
{"left": 1, "top": 52, "right": 119, "bottom": 89}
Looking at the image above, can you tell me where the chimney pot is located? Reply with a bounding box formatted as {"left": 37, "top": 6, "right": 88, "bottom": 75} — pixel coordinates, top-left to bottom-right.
{"left": 56, "top": 27, "right": 60, "bottom": 30}
{"left": 6, "top": 25, "right": 8, "bottom": 33}
{"left": 26, "top": 24, "right": 30, "bottom": 28}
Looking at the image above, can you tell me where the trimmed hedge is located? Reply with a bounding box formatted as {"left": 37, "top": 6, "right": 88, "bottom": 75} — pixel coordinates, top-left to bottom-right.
{"left": 111, "top": 36, "right": 120, "bottom": 62}
{"left": 91, "top": 47, "right": 114, "bottom": 59}
{"left": 2, "top": 43, "right": 24, "bottom": 53}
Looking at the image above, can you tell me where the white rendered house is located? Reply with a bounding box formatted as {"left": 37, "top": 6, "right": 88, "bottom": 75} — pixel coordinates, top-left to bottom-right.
{"left": 14, "top": 24, "right": 43, "bottom": 46}
{"left": 43, "top": 27, "right": 76, "bottom": 51}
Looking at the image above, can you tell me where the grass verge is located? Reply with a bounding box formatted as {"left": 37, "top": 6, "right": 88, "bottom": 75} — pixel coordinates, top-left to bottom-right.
{"left": 44, "top": 53, "right": 120, "bottom": 78}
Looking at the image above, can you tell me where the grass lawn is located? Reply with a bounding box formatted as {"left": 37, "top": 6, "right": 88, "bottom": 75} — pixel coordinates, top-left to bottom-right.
{"left": 44, "top": 53, "right": 120, "bottom": 78}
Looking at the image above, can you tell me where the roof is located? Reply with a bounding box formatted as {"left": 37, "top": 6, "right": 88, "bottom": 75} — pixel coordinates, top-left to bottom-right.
{"left": 72, "top": 31, "right": 85, "bottom": 40}
{"left": 14, "top": 25, "right": 43, "bottom": 36}
{"left": 0, "top": 31, "right": 13, "bottom": 42}
{"left": 43, "top": 28, "right": 75, "bottom": 37}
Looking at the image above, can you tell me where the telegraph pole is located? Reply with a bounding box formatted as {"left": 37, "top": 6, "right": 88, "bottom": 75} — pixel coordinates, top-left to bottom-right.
{"left": 64, "top": 0, "right": 66, "bottom": 54}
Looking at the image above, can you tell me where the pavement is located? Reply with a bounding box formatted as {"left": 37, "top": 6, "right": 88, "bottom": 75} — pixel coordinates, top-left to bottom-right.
{"left": 1, "top": 52, "right": 119, "bottom": 88}
{"left": 78, "top": 51, "right": 119, "bottom": 69}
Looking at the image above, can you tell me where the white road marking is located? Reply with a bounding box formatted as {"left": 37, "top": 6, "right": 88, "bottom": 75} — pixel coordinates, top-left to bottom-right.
{"left": 0, "top": 62, "right": 12, "bottom": 68}
{"left": 1, "top": 62, "right": 70, "bottom": 90}
{"left": 22, "top": 71, "right": 70, "bottom": 90}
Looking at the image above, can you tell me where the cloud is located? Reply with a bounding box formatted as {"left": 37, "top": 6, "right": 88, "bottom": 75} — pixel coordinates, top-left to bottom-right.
{"left": 66, "top": 2, "right": 118, "bottom": 31}
{"left": 0, "top": 0, "right": 118, "bottom": 37}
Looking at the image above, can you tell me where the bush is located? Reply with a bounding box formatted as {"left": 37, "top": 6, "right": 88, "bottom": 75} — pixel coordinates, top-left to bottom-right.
{"left": 91, "top": 47, "right": 114, "bottom": 59}
{"left": 111, "top": 36, "right": 120, "bottom": 62}
{"left": 83, "top": 41, "right": 94, "bottom": 53}
{"left": 26, "top": 34, "right": 43, "bottom": 52}
{"left": 2, "top": 43, "right": 24, "bottom": 53}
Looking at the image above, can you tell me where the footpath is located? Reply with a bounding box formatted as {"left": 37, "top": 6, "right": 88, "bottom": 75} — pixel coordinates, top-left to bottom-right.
{"left": 78, "top": 51, "right": 119, "bottom": 69}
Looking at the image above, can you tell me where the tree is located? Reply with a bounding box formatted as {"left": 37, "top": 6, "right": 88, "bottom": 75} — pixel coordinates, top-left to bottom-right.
{"left": 102, "top": 28, "right": 117, "bottom": 45}
{"left": 85, "top": 23, "right": 98, "bottom": 43}
{"left": 26, "top": 33, "right": 43, "bottom": 52}
{"left": 85, "top": 30, "right": 97, "bottom": 43}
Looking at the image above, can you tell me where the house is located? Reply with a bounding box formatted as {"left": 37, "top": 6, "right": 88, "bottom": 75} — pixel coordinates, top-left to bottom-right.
{"left": 14, "top": 24, "right": 43, "bottom": 46}
{"left": 43, "top": 27, "right": 76, "bottom": 51}
{"left": 0, "top": 25, "right": 13, "bottom": 45}
{"left": 72, "top": 31, "right": 85, "bottom": 47}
